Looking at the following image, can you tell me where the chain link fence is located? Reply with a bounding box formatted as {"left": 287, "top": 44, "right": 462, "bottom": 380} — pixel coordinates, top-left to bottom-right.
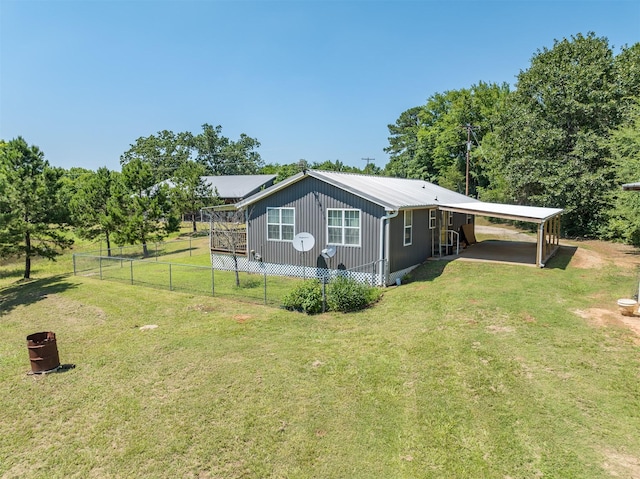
{"left": 76, "top": 236, "right": 210, "bottom": 263}
{"left": 73, "top": 237, "right": 390, "bottom": 307}
{"left": 73, "top": 237, "right": 306, "bottom": 306}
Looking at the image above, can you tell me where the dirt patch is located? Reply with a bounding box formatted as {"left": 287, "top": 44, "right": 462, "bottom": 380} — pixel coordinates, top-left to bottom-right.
{"left": 486, "top": 325, "right": 515, "bottom": 334}
{"left": 188, "top": 304, "right": 216, "bottom": 313}
{"left": 475, "top": 225, "right": 535, "bottom": 242}
{"left": 601, "top": 449, "right": 640, "bottom": 478}
{"left": 574, "top": 308, "right": 640, "bottom": 343}
{"left": 42, "top": 296, "right": 107, "bottom": 324}
{"left": 233, "top": 314, "right": 252, "bottom": 323}
{"left": 568, "top": 239, "right": 640, "bottom": 270}
{"left": 569, "top": 247, "right": 607, "bottom": 270}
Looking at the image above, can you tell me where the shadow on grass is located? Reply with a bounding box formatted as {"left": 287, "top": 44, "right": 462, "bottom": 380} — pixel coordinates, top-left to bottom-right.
{"left": 546, "top": 245, "right": 578, "bottom": 270}
{"left": 0, "top": 275, "right": 77, "bottom": 316}
{"left": 156, "top": 247, "right": 200, "bottom": 257}
{"left": 0, "top": 268, "right": 24, "bottom": 280}
{"left": 403, "top": 260, "right": 450, "bottom": 284}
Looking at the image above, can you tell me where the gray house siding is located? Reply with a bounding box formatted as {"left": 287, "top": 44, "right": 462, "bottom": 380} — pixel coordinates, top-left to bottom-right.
{"left": 387, "top": 209, "right": 472, "bottom": 273}
{"left": 388, "top": 209, "right": 434, "bottom": 273}
{"left": 246, "top": 176, "right": 385, "bottom": 271}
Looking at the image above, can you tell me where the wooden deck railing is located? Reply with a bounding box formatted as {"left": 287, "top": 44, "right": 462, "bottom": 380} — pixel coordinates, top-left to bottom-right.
{"left": 210, "top": 228, "right": 247, "bottom": 254}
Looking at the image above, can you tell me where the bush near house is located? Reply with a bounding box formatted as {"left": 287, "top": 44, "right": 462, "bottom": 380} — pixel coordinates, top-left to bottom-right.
{"left": 327, "top": 276, "right": 382, "bottom": 312}
{"left": 282, "top": 279, "right": 323, "bottom": 313}
{"left": 282, "top": 276, "right": 382, "bottom": 314}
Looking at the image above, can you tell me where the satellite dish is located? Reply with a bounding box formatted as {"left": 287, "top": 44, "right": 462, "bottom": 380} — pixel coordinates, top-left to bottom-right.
{"left": 292, "top": 232, "right": 315, "bottom": 252}
{"left": 321, "top": 245, "right": 336, "bottom": 259}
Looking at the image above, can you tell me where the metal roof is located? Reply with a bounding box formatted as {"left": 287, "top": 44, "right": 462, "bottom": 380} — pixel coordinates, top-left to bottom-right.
{"left": 201, "top": 175, "right": 276, "bottom": 199}
{"left": 161, "top": 174, "right": 276, "bottom": 199}
{"left": 236, "top": 170, "right": 477, "bottom": 210}
{"left": 235, "top": 170, "right": 563, "bottom": 223}
{"left": 439, "top": 202, "right": 563, "bottom": 223}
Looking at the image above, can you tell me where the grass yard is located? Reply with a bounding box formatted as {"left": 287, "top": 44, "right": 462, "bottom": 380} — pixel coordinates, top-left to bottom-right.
{"left": 1, "top": 233, "right": 640, "bottom": 478}
{"left": 74, "top": 251, "right": 305, "bottom": 306}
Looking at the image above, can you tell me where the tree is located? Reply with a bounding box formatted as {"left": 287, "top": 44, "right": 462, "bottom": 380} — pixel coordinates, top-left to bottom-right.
{"left": 120, "top": 130, "right": 194, "bottom": 183}
{"left": 170, "top": 160, "right": 219, "bottom": 232}
{"left": 209, "top": 207, "right": 248, "bottom": 287}
{"left": 70, "top": 167, "right": 122, "bottom": 255}
{"left": 490, "top": 33, "right": 623, "bottom": 236}
{"left": 614, "top": 43, "right": 640, "bottom": 121}
{"left": 219, "top": 133, "right": 263, "bottom": 175}
{"left": 260, "top": 160, "right": 308, "bottom": 183}
{"left": 311, "top": 159, "right": 360, "bottom": 173}
{"left": 603, "top": 99, "right": 640, "bottom": 244}
{"left": 384, "top": 83, "right": 509, "bottom": 195}
{"left": 58, "top": 167, "right": 93, "bottom": 224}
{"left": 113, "top": 158, "right": 179, "bottom": 256}
{"left": 194, "top": 124, "right": 263, "bottom": 175}
{"left": 384, "top": 106, "right": 424, "bottom": 179}
{"left": 0, "top": 137, "right": 73, "bottom": 278}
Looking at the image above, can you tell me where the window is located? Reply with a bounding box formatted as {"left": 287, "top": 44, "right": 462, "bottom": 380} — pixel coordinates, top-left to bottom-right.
{"left": 404, "top": 210, "right": 413, "bottom": 246}
{"left": 327, "top": 209, "right": 360, "bottom": 246}
{"left": 448, "top": 212, "right": 453, "bottom": 227}
{"left": 466, "top": 214, "right": 473, "bottom": 224}
{"left": 429, "top": 209, "right": 437, "bottom": 230}
{"left": 267, "top": 207, "right": 294, "bottom": 241}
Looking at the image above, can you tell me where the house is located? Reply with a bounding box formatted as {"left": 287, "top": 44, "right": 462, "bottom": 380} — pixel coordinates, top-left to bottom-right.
{"left": 212, "top": 170, "right": 563, "bottom": 285}
{"left": 157, "top": 174, "right": 276, "bottom": 223}
{"left": 158, "top": 174, "right": 276, "bottom": 203}
{"left": 202, "top": 174, "right": 276, "bottom": 203}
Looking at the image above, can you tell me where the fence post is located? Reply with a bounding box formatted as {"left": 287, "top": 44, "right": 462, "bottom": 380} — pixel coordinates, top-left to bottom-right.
{"left": 322, "top": 279, "right": 326, "bottom": 313}
{"left": 130, "top": 260, "right": 133, "bottom": 285}
{"left": 371, "top": 262, "right": 375, "bottom": 286}
{"left": 211, "top": 267, "right": 215, "bottom": 297}
{"left": 73, "top": 254, "right": 76, "bottom": 275}
{"left": 99, "top": 257, "right": 103, "bottom": 280}
{"left": 169, "top": 263, "right": 172, "bottom": 291}
{"left": 155, "top": 243, "right": 158, "bottom": 261}
{"left": 190, "top": 237, "right": 192, "bottom": 257}
{"left": 263, "top": 265, "right": 267, "bottom": 305}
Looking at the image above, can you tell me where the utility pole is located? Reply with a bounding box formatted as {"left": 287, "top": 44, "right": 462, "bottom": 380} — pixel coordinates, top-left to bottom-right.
{"left": 361, "top": 157, "right": 375, "bottom": 170}
{"left": 462, "top": 124, "right": 479, "bottom": 196}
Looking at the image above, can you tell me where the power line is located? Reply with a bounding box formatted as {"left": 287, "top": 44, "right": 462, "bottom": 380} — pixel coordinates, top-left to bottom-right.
{"left": 461, "top": 124, "right": 480, "bottom": 196}
{"left": 361, "top": 157, "right": 375, "bottom": 169}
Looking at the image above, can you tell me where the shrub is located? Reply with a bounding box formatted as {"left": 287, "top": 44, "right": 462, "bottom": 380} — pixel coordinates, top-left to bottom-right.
{"left": 326, "top": 276, "right": 382, "bottom": 313}
{"left": 282, "top": 279, "right": 323, "bottom": 314}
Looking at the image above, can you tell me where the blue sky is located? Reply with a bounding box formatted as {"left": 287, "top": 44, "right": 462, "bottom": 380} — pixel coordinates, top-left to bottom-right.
{"left": 1, "top": 0, "right": 638, "bottom": 172}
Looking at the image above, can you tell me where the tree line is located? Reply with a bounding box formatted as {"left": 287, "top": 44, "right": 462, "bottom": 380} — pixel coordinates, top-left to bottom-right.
{"left": 384, "top": 33, "right": 640, "bottom": 240}
{"left": 0, "top": 125, "right": 377, "bottom": 279}
{"left": 2, "top": 32, "right": 639, "bottom": 279}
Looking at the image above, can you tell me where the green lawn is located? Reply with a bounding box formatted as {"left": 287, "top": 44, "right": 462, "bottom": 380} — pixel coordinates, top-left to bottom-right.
{"left": 1, "top": 239, "right": 640, "bottom": 478}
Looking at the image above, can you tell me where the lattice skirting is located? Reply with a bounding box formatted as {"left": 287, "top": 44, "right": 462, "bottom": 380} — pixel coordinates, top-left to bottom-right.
{"left": 210, "top": 253, "right": 417, "bottom": 286}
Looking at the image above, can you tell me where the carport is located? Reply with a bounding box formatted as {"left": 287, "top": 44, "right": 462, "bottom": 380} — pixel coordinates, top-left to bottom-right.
{"left": 439, "top": 201, "right": 563, "bottom": 268}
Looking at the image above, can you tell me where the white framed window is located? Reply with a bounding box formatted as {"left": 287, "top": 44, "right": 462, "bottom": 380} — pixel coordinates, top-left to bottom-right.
{"left": 267, "top": 207, "right": 294, "bottom": 241}
{"left": 448, "top": 212, "right": 453, "bottom": 226}
{"left": 466, "top": 214, "right": 473, "bottom": 224}
{"left": 404, "top": 210, "right": 413, "bottom": 246}
{"left": 429, "top": 209, "right": 437, "bottom": 230}
{"left": 327, "top": 209, "right": 361, "bottom": 246}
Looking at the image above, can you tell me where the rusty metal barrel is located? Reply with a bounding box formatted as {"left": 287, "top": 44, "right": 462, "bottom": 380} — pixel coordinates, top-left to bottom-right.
{"left": 26, "top": 331, "right": 60, "bottom": 373}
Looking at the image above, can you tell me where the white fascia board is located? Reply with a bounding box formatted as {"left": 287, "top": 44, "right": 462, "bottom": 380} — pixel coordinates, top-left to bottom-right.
{"left": 440, "top": 202, "right": 563, "bottom": 224}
